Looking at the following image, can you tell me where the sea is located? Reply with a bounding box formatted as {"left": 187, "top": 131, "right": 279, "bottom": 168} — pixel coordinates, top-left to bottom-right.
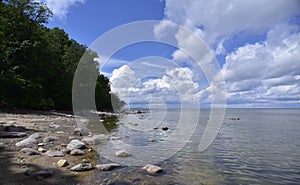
{"left": 91, "top": 108, "right": 300, "bottom": 185}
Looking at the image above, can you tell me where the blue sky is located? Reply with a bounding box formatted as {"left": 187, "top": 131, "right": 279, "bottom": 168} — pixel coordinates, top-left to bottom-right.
{"left": 42, "top": 0, "right": 300, "bottom": 108}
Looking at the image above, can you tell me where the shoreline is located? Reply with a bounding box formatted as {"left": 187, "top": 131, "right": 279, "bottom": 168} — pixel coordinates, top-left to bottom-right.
{"left": 0, "top": 110, "right": 108, "bottom": 185}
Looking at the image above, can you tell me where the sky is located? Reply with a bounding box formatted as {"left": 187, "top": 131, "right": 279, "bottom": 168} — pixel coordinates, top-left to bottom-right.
{"left": 41, "top": 0, "right": 300, "bottom": 108}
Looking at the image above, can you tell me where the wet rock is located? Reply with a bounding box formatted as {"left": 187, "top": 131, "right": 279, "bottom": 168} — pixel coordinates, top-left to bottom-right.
{"left": 43, "top": 136, "right": 56, "bottom": 143}
{"left": 20, "top": 148, "right": 40, "bottom": 155}
{"left": 67, "top": 139, "right": 86, "bottom": 150}
{"left": 38, "top": 147, "right": 47, "bottom": 153}
{"left": 70, "top": 162, "right": 93, "bottom": 171}
{"left": 57, "top": 159, "right": 68, "bottom": 167}
{"left": 70, "top": 149, "right": 85, "bottom": 155}
{"left": 142, "top": 164, "right": 163, "bottom": 174}
{"left": 115, "top": 150, "right": 132, "bottom": 158}
{"left": 0, "top": 132, "right": 27, "bottom": 138}
{"left": 162, "top": 127, "right": 168, "bottom": 131}
{"left": 33, "top": 169, "right": 53, "bottom": 180}
{"left": 16, "top": 138, "right": 37, "bottom": 147}
{"left": 45, "top": 150, "right": 65, "bottom": 157}
{"left": 96, "top": 163, "right": 121, "bottom": 171}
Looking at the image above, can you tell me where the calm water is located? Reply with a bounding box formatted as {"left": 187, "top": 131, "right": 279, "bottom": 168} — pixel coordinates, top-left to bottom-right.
{"left": 93, "top": 109, "right": 300, "bottom": 185}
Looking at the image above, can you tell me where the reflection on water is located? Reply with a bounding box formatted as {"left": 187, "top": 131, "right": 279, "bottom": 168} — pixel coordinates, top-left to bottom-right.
{"left": 91, "top": 109, "right": 300, "bottom": 185}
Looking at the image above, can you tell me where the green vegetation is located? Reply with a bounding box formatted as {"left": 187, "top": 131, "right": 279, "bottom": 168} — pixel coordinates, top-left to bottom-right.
{"left": 0, "top": 0, "right": 124, "bottom": 111}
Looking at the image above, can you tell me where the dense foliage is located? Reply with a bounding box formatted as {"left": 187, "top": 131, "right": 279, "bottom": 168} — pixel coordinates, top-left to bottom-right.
{"left": 0, "top": 0, "right": 124, "bottom": 111}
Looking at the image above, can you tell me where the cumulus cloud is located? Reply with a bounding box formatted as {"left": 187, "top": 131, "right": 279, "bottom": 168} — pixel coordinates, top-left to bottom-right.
{"left": 37, "top": 0, "right": 86, "bottom": 20}
{"left": 162, "top": 0, "right": 300, "bottom": 45}
{"left": 110, "top": 65, "right": 206, "bottom": 107}
{"left": 222, "top": 24, "right": 300, "bottom": 106}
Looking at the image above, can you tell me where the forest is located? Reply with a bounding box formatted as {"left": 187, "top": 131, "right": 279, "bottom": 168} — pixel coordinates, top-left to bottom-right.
{"left": 0, "top": 0, "right": 124, "bottom": 111}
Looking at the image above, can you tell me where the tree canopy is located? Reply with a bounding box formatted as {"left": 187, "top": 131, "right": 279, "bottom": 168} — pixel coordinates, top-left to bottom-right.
{"left": 0, "top": 0, "right": 124, "bottom": 111}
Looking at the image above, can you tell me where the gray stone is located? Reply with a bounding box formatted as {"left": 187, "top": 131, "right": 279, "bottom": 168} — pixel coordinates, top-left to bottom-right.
{"left": 96, "top": 163, "right": 121, "bottom": 171}
{"left": 49, "top": 122, "right": 60, "bottom": 129}
{"left": 61, "top": 148, "right": 71, "bottom": 154}
{"left": 70, "top": 163, "right": 93, "bottom": 171}
{"left": 45, "top": 150, "right": 65, "bottom": 157}
{"left": 43, "top": 136, "right": 56, "bottom": 143}
{"left": 20, "top": 148, "right": 41, "bottom": 155}
{"left": 16, "top": 138, "right": 37, "bottom": 147}
{"left": 33, "top": 169, "right": 53, "bottom": 180}
{"left": 110, "top": 136, "right": 121, "bottom": 140}
{"left": 67, "top": 139, "right": 86, "bottom": 150}
{"left": 142, "top": 164, "right": 163, "bottom": 174}
{"left": 0, "top": 142, "right": 4, "bottom": 149}
{"left": 28, "top": 133, "right": 41, "bottom": 139}
{"left": 70, "top": 149, "right": 85, "bottom": 155}
{"left": 115, "top": 150, "right": 132, "bottom": 158}
{"left": 81, "top": 134, "right": 108, "bottom": 145}
{"left": 1, "top": 125, "right": 26, "bottom": 132}
{"left": 0, "top": 132, "right": 27, "bottom": 138}
{"left": 73, "top": 128, "right": 89, "bottom": 136}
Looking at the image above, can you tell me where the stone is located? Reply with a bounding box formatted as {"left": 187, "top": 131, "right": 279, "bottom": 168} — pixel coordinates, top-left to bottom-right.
{"left": 81, "top": 134, "right": 108, "bottom": 145}
{"left": 0, "top": 142, "right": 4, "bottom": 149}
{"left": 70, "top": 163, "right": 93, "bottom": 171}
{"left": 43, "top": 136, "right": 56, "bottom": 143}
{"left": 28, "top": 133, "right": 41, "bottom": 139}
{"left": 2, "top": 125, "right": 26, "bottom": 132}
{"left": 37, "top": 143, "right": 45, "bottom": 146}
{"left": 73, "top": 128, "right": 89, "bottom": 136}
{"left": 96, "top": 163, "right": 121, "bottom": 171}
{"left": 153, "top": 127, "right": 158, "bottom": 130}
{"left": 61, "top": 148, "right": 71, "bottom": 154}
{"left": 70, "top": 149, "right": 85, "bottom": 155}
{"left": 67, "top": 139, "right": 86, "bottom": 150}
{"left": 57, "top": 159, "right": 68, "bottom": 167}
{"left": 228, "top": 117, "right": 240, "bottom": 120}
{"left": 45, "top": 150, "right": 65, "bottom": 157}
{"left": 162, "top": 127, "right": 169, "bottom": 131}
{"left": 33, "top": 169, "right": 53, "bottom": 180}
{"left": 55, "top": 131, "right": 65, "bottom": 134}
{"left": 148, "top": 138, "right": 156, "bottom": 142}
{"left": 0, "top": 132, "right": 27, "bottom": 138}
{"left": 115, "top": 150, "right": 132, "bottom": 158}
{"left": 110, "top": 136, "right": 121, "bottom": 140}
{"left": 19, "top": 148, "right": 40, "bottom": 155}
{"left": 128, "top": 122, "right": 138, "bottom": 126}
{"left": 142, "top": 164, "right": 163, "bottom": 174}
{"left": 49, "top": 122, "right": 60, "bottom": 129}
{"left": 38, "top": 147, "right": 47, "bottom": 153}
{"left": 16, "top": 138, "right": 37, "bottom": 147}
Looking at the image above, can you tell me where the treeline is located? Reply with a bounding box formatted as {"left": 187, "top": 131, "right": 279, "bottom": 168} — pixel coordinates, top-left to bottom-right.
{"left": 0, "top": 0, "right": 124, "bottom": 111}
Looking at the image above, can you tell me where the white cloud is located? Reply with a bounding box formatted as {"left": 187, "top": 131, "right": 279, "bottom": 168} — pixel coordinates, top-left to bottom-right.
{"left": 38, "top": 0, "right": 86, "bottom": 20}
{"left": 221, "top": 24, "right": 300, "bottom": 106}
{"left": 162, "top": 0, "right": 300, "bottom": 45}
{"left": 110, "top": 66, "right": 206, "bottom": 107}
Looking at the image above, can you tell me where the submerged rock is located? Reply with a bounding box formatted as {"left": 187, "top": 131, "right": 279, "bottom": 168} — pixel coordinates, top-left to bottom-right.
{"left": 70, "top": 162, "right": 93, "bottom": 171}
{"left": 20, "top": 148, "right": 41, "bottom": 155}
{"left": 96, "top": 163, "right": 121, "bottom": 171}
{"left": 67, "top": 139, "right": 86, "bottom": 150}
{"left": 142, "top": 164, "right": 163, "bottom": 174}
{"left": 115, "top": 150, "right": 132, "bottom": 158}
